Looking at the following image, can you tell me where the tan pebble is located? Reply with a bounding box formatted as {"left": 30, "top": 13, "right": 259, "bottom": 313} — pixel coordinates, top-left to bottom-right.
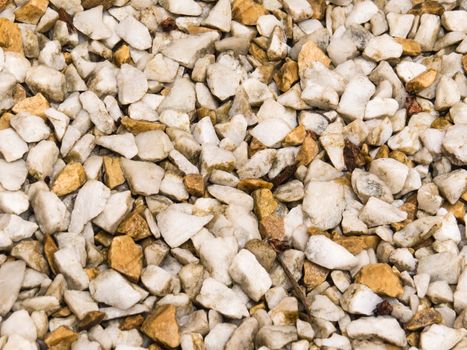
{"left": 141, "top": 305, "right": 181, "bottom": 348}
{"left": 108, "top": 235, "right": 143, "bottom": 282}
{"left": 183, "top": 174, "right": 205, "bottom": 197}
{"left": 44, "top": 326, "right": 78, "bottom": 350}
{"left": 14, "top": 0, "right": 49, "bottom": 24}
{"left": 12, "top": 93, "right": 50, "bottom": 118}
{"left": 51, "top": 162, "right": 87, "bottom": 197}
{"left": 232, "top": 0, "right": 268, "bottom": 25}
{"left": 356, "top": 263, "right": 404, "bottom": 297}
{"left": 103, "top": 156, "right": 125, "bottom": 189}
{"left": 406, "top": 69, "right": 437, "bottom": 94}
{"left": 0, "top": 18, "right": 24, "bottom": 53}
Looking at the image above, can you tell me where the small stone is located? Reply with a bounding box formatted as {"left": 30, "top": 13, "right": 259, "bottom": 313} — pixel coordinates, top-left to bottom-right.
{"left": 115, "top": 16, "right": 151, "bottom": 50}
{"left": 296, "top": 132, "right": 319, "bottom": 166}
{"left": 303, "top": 181, "right": 345, "bottom": 230}
{"left": 141, "top": 305, "right": 180, "bottom": 348}
{"left": 0, "top": 260, "right": 26, "bottom": 316}
{"left": 108, "top": 235, "right": 142, "bottom": 282}
{"left": 406, "top": 308, "right": 443, "bottom": 331}
{"left": 114, "top": 44, "right": 131, "bottom": 67}
{"left": 305, "top": 235, "right": 357, "bottom": 270}
{"left": 419, "top": 324, "right": 463, "bottom": 350}
{"left": 69, "top": 180, "right": 110, "bottom": 234}
{"left": 117, "top": 64, "right": 148, "bottom": 105}
{"left": 51, "top": 162, "right": 86, "bottom": 196}
{"left": 274, "top": 59, "right": 299, "bottom": 92}
{"left": 77, "top": 311, "right": 106, "bottom": 331}
{"left": 117, "top": 209, "right": 151, "bottom": 241}
{"left": 103, "top": 156, "right": 125, "bottom": 189}
{"left": 44, "top": 326, "right": 78, "bottom": 349}
{"left": 364, "top": 34, "right": 403, "bottom": 62}
{"left": 14, "top": 0, "right": 48, "bottom": 24}
{"left": 232, "top": 0, "right": 268, "bottom": 25}
{"left": 157, "top": 205, "right": 213, "bottom": 248}
{"left": 359, "top": 197, "right": 408, "bottom": 227}
{"left": 298, "top": 40, "right": 331, "bottom": 76}
{"left": 12, "top": 93, "right": 49, "bottom": 118}
{"left": 245, "top": 239, "right": 277, "bottom": 272}
{"left": 341, "top": 284, "right": 383, "bottom": 316}
{"left": 229, "top": 249, "right": 272, "bottom": 301}
{"left": 25, "top": 65, "right": 66, "bottom": 102}
{"left": 183, "top": 174, "right": 205, "bottom": 197}
{"left": 409, "top": 1, "right": 444, "bottom": 16}
{"left": 256, "top": 325, "right": 298, "bottom": 349}
{"left": 119, "top": 314, "right": 145, "bottom": 331}
{"left": 0, "top": 19, "right": 23, "bottom": 53}
{"left": 346, "top": 316, "right": 407, "bottom": 347}
{"left": 237, "top": 178, "right": 273, "bottom": 192}
{"left": 303, "top": 260, "right": 329, "bottom": 290}
{"left": 0, "top": 128, "right": 28, "bottom": 162}
{"left": 394, "top": 38, "right": 422, "bottom": 57}
{"left": 331, "top": 234, "right": 379, "bottom": 255}
{"left": 89, "top": 269, "right": 146, "bottom": 309}
{"left": 197, "top": 278, "right": 249, "bottom": 319}
{"left": 355, "top": 263, "right": 403, "bottom": 297}
{"left": 121, "top": 117, "right": 165, "bottom": 134}
{"left": 121, "top": 158, "right": 165, "bottom": 196}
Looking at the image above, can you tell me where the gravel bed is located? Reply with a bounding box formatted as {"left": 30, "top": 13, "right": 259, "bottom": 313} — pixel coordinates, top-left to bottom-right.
{"left": 0, "top": 0, "right": 466, "bottom": 349}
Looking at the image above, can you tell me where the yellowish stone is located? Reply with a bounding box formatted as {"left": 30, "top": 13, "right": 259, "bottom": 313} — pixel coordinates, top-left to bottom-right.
{"left": 44, "top": 234, "right": 59, "bottom": 274}
{"left": 0, "top": 0, "right": 8, "bottom": 11}
{"left": 409, "top": 0, "right": 444, "bottom": 15}
{"left": 259, "top": 214, "right": 285, "bottom": 241}
{"left": 252, "top": 189, "right": 278, "bottom": 220}
{"left": 119, "top": 314, "right": 145, "bottom": 331}
{"left": 183, "top": 174, "right": 205, "bottom": 197}
{"left": 103, "top": 156, "right": 125, "bottom": 189}
{"left": 406, "top": 308, "right": 442, "bottom": 331}
{"left": 356, "top": 263, "right": 404, "bottom": 297}
{"left": 283, "top": 125, "right": 306, "bottom": 146}
{"left": 274, "top": 59, "right": 299, "bottom": 92}
{"left": 0, "top": 112, "right": 12, "bottom": 130}
{"left": 298, "top": 40, "right": 331, "bottom": 76}
{"left": 108, "top": 235, "right": 143, "bottom": 282}
{"left": 232, "top": 0, "right": 268, "bottom": 25}
{"left": 141, "top": 305, "right": 181, "bottom": 348}
{"left": 44, "top": 326, "right": 78, "bottom": 350}
{"left": 296, "top": 133, "right": 319, "bottom": 166}
{"left": 114, "top": 44, "right": 132, "bottom": 67}
{"left": 237, "top": 178, "right": 273, "bottom": 192}
{"left": 0, "top": 18, "right": 23, "bottom": 53}
{"left": 14, "top": 0, "right": 49, "bottom": 24}
{"left": 117, "top": 210, "right": 151, "bottom": 241}
{"left": 395, "top": 38, "right": 422, "bottom": 57}
{"left": 51, "top": 163, "right": 87, "bottom": 196}
{"left": 12, "top": 93, "right": 50, "bottom": 118}
{"left": 431, "top": 117, "right": 452, "bottom": 130}
{"left": 121, "top": 116, "right": 166, "bottom": 134}
{"left": 331, "top": 234, "right": 380, "bottom": 255}
{"left": 77, "top": 311, "right": 106, "bottom": 331}
{"left": 303, "top": 260, "right": 329, "bottom": 290}
{"left": 406, "top": 69, "right": 437, "bottom": 94}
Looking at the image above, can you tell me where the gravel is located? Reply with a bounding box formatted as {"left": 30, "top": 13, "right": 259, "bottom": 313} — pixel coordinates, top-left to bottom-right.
{"left": 0, "top": 0, "right": 466, "bottom": 349}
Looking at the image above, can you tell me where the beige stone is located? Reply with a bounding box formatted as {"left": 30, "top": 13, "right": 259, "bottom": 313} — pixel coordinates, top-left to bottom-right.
{"left": 245, "top": 239, "right": 277, "bottom": 271}
{"left": 395, "top": 38, "right": 422, "bottom": 57}
{"left": 0, "top": 113, "right": 12, "bottom": 130}
{"left": 77, "top": 311, "right": 106, "bottom": 331}
{"left": 298, "top": 40, "right": 331, "bottom": 76}
{"left": 141, "top": 305, "right": 181, "bottom": 348}
{"left": 331, "top": 233, "right": 380, "bottom": 255}
{"left": 232, "top": 0, "right": 268, "bottom": 25}
{"left": 283, "top": 125, "right": 306, "bottom": 146}
{"left": 14, "top": 0, "right": 49, "bottom": 24}
{"left": 108, "top": 235, "right": 143, "bottom": 282}
{"left": 253, "top": 189, "right": 278, "bottom": 220}
{"left": 121, "top": 116, "right": 166, "bottom": 134}
{"left": 273, "top": 59, "right": 299, "bottom": 92}
{"left": 44, "top": 326, "right": 78, "bottom": 350}
{"left": 303, "top": 260, "right": 329, "bottom": 290}
{"left": 356, "top": 263, "right": 404, "bottom": 297}
{"left": 237, "top": 178, "right": 273, "bottom": 192}
{"left": 406, "top": 308, "right": 442, "bottom": 331}
{"left": 409, "top": 1, "right": 444, "bottom": 15}
{"left": 114, "top": 45, "right": 131, "bottom": 67}
{"left": 51, "top": 162, "right": 87, "bottom": 197}
{"left": 0, "top": 18, "right": 23, "bottom": 53}
{"left": 183, "top": 174, "right": 205, "bottom": 197}
{"left": 259, "top": 214, "right": 285, "bottom": 241}
{"left": 117, "top": 209, "right": 151, "bottom": 240}
{"left": 44, "top": 234, "right": 59, "bottom": 274}
{"left": 82, "top": 0, "right": 114, "bottom": 9}
{"left": 296, "top": 133, "right": 319, "bottom": 166}
{"left": 119, "top": 314, "right": 145, "bottom": 330}
{"left": 0, "top": 0, "right": 9, "bottom": 11}
{"left": 12, "top": 93, "right": 50, "bottom": 119}
{"left": 103, "top": 157, "right": 125, "bottom": 189}
{"left": 406, "top": 69, "right": 437, "bottom": 94}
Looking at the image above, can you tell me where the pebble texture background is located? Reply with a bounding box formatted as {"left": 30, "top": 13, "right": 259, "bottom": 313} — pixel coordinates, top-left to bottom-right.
{"left": 0, "top": 0, "right": 466, "bottom": 349}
